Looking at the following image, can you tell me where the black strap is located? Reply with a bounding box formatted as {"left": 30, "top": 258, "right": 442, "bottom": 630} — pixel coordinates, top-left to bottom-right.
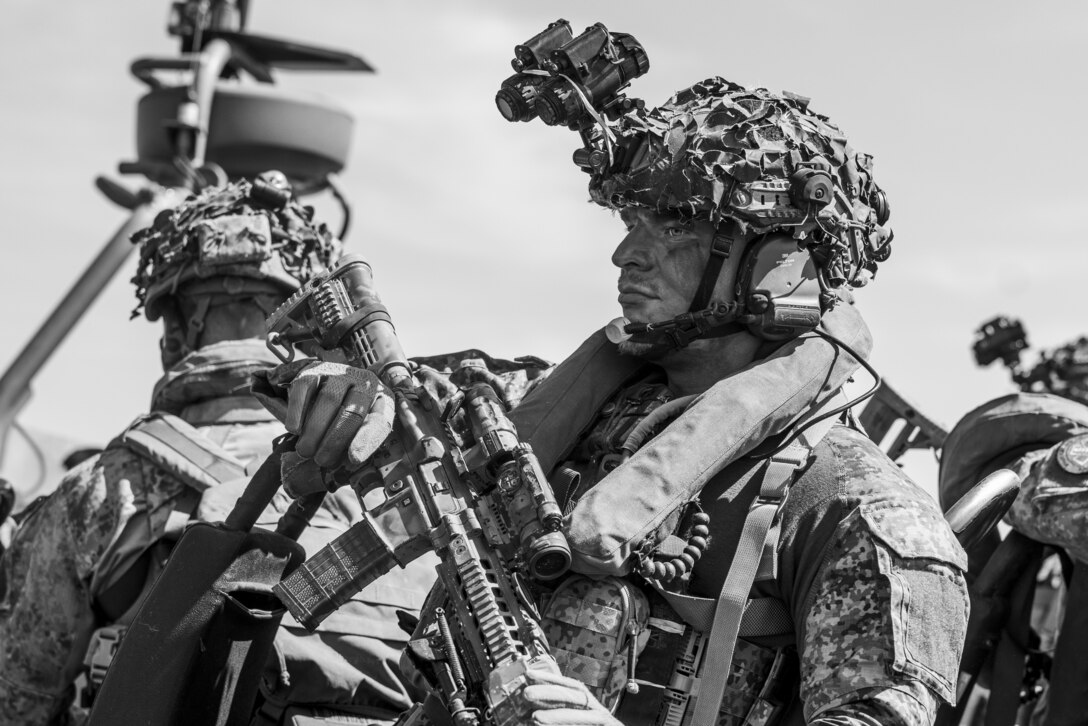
{"left": 1043, "top": 561, "right": 1088, "bottom": 725}
{"left": 984, "top": 555, "right": 1040, "bottom": 726}
{"left": 688, "top": 231, "right": 735, "bottom": 313}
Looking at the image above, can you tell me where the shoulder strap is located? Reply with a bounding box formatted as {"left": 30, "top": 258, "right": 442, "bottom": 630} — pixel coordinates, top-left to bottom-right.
{"left": 92, "top": 415, "right": 251, "bottom": 622}
{"left": 690, "top": 441, "right": 812, "bottom": 725}
{"left": 656, "top": 411, "right": 838, "bottom": 725}
{"left": 120, "top": 413, "right": 249, "bottom": 491}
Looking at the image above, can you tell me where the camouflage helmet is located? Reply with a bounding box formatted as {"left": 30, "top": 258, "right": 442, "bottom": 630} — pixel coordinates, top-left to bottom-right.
{"left": 131, "top": 171, "right": 341, "bottom": 320}
{"left": 1032, "top": 337, "right": 1088, "bottom": 405}
{"left": 973, "top": 318, "right": 1088, "bottom": 406}
{"left": 590, "top": 77, "right": 892, "bottom": 289}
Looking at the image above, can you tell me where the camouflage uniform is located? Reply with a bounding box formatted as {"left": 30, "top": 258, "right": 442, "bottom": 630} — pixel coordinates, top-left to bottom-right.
{"left": 1005, "top": 434, "right": 1088, "bottom": 563}
{"left": 1000, "top": 338, "right": 1088, "bottom": 562}
{"left": 531, "top": 374, "right": 967, "bottom": 726}
{"left": 0, "top": 340, "right": 439, "bottom": 726}
{"left": 494, "top": 70, "right": 964, "bottom": 725}
{"left": 0, "top": 178, "right": 549, "bottom": 726}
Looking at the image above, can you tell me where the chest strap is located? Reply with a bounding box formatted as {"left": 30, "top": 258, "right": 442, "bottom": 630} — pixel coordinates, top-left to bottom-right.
{"left": 690, "top": 442, "right": 810, "bottom": 726}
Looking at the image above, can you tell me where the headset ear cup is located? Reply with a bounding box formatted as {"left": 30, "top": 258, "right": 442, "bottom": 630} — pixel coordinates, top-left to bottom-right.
{"left": 736, "top": 234, "right": 823, "bottom": 341}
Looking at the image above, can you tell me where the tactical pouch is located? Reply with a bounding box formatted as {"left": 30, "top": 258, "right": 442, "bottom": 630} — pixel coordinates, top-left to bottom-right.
{"left": 540, "top": 575, "right": 650, "bottom": 708}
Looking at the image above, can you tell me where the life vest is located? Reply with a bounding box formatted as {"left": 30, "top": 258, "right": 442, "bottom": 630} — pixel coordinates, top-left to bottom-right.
{"left": 511, "top": 301, "right": 871, "bottom": 724}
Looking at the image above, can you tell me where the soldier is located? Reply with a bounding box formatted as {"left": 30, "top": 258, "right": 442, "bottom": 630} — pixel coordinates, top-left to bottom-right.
{"left": 0, "top": 174, "right": 547, "bottom": 726}
{"left": 940, "top": 326, "right": 1088, "bottom": 725}
{"left": 278, "top": 78, "right": 970, "bottom": 725}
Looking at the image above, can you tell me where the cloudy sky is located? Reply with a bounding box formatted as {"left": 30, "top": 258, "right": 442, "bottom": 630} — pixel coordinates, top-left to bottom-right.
{"left": 2, "top": 1, "right": 1086, "bottom": 496}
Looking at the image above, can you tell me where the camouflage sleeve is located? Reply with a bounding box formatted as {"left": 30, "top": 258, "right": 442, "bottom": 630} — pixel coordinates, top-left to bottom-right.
{"left": 1005, "top": 432, "right": 1088, "bottom": 562}
{"left": 0, "top": 453, "right": 132, "bottom": 725}
{"left": 798, "top": 503, "right": 969, "bottom": 726}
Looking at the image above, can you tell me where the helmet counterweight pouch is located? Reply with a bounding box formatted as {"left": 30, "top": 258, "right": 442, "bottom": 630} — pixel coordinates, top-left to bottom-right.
{"left": 736, "top": 234, "right": 823, "bottom": 341}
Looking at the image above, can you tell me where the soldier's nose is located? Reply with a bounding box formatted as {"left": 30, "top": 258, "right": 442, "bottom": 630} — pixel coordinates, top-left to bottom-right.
{"left": 612, "top": 228, "right": 654, "bottom": 270}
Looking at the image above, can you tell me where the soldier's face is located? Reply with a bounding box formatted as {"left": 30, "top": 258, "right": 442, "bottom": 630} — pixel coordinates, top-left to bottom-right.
{"left": 611, "top": 208, "right": 720, "bottom": 324}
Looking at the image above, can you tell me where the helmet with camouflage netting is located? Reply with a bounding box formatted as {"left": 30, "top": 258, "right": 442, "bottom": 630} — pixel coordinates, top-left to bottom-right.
{"left": 1003, "top": 335, "right": 1088, "bottom": 406}
{"left": 972, "top": 317, "right": 1088, "bottom": 406}
{"left": 1039, "top": 337, "right": 1088, "bottom": 405}
{"left": 591, "top": 77, "right": 892, "bottom": 292}
{"left": 131, "top": 171, "right": 341, "bottom": 321}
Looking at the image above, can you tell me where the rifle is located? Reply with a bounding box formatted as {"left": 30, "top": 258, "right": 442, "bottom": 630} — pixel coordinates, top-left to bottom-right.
{"left": 265, "top": 254, "right": 569, "bottom": 726}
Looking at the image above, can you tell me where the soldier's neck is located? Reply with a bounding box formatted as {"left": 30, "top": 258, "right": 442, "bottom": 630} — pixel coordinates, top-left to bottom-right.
{"left": 659, "top": 332, "right": 762, "bottom": 396}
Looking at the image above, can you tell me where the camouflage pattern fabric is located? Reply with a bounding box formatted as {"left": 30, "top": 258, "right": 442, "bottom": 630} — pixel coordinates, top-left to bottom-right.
{"left": 0, "top": 343, "right": 399, "bottom": 726}
{"left": 539, "top": 575, "right": 649, "bottom": 707}
{"left": 587, "top": 77, "right": 892, "bottom": 290}
{"left": 1016, "top": 336, "right": 1088, "bottom": 406}
{"left": 410, "top": 349, "right": 552, "bottom": 410}
{"left": 131, "top": 174, "right": 342, "bottom": 321}
{"left": 801, "top": 507, "right": 967, "bottom": 725}
{"left": 1005, "top": 433, "right": 1088, "bottom": 563}
{"left": 0, "top": 342, "right": 288, "bottom": 726}
{"left": 544, "top": 378, "right": 968, "bottom": 726}
{"left": 0, "top": 341, "right": 556, "bottom": 726}
{"left": 0, "top": 450, "right": 130, "bottom": 726}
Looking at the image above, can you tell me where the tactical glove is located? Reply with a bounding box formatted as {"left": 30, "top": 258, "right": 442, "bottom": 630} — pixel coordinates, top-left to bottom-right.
{"left": 253, "top": 360, "right": 394, "bottom": 495}
{"left": 521, "top": 669, "right": 623, "bottom": 726}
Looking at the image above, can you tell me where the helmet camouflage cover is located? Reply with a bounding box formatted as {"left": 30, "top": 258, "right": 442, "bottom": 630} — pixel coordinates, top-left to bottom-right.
{"left": 131, "top": 173, "right": 341, "bottom": 320}
{"left": 590, "top": 77, "right": 892, "bottom": 289}
{"left": 1034, "top": 336, "right": 1088, "bottom": 405}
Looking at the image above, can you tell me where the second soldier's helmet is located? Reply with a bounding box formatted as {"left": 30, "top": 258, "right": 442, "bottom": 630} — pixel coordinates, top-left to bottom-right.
{"left": 973, "top": 318, "right": 1088, "bottom": 407}
{"left": 131, "top": 171, "right": 341, "bottom": 321}
{"left": 590, "top": 77, "right": 892, "bottom": 290}
{"left": 1045, "top": 337, "right": 1088, "bottom": 405}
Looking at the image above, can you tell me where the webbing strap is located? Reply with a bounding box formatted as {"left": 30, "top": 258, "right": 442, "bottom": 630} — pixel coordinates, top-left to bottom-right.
{"left": 688, "top": 232, "right": 735, "bottom": 314}
{"left": 122, "top": 414, "right": 247, "bottom": 491}
{"left": 690, "top": 443, "right": 809, "bottom": 726}
{"left": 654, "top": 590, "right": 793, "bottom": 640}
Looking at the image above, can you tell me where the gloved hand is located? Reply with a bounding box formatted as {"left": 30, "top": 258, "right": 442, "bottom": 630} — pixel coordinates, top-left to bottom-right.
{"left": 521, "top": 669, "right": 623, "bottom": 726}
{"left": 254, "top": 361, "right": 394, "bottom": 493}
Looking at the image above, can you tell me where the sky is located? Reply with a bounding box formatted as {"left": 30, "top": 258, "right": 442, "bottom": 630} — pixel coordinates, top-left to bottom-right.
{"left": 1, "top": 1, "right": 1086, "bottom": 499}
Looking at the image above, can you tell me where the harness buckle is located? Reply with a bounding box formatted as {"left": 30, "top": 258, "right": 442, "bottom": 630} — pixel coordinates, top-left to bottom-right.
{"left": 82, "top": 624, "right": 127, "bottom": 704}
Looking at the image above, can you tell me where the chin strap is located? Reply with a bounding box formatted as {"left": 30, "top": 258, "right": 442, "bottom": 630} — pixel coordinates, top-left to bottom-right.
{"left": 612, "top": 223, "right": 747, "bottom": 353}
{"left": 689, "top": 227, "right": 738, "bottom": 313}
{"left": 613, "top": 302, "right": 744, "bottom": 352}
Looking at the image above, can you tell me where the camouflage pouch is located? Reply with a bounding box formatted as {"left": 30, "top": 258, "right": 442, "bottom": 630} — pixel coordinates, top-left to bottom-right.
{"left": 540, "top": 575, "right": 650, "bottom": 707}
{"left": 193, "top": 214, "right": 273, "bottom": 272}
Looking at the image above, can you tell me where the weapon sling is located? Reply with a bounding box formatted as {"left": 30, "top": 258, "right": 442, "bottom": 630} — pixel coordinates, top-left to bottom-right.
{"left": 87, "top": 439, "right": 316, "bottom": 726}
